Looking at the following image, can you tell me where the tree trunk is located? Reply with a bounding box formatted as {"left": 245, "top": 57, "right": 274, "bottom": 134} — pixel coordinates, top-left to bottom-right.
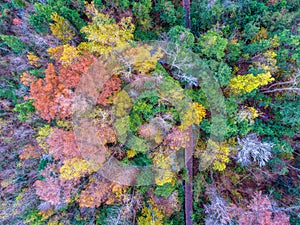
{"left": 183, "top": 0, "right": 191, "bottom": 28}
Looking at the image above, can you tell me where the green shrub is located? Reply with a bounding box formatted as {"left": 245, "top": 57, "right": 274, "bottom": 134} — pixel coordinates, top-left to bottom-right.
{"left": 226, "top": 41, "right": 242, "bottom": 64}
{"left": 29, "top": 1, "right": 86, "bottom": 33}
{"left": 137, "top": 167, "right": 155, "bottom": 186}
{"left": 206, "top": 59, "right": 232, "bottom": 86}
{"left": 132, "top": 0, "right": 152, "bottom": 31}
{"left": 24, "top": 209, "right": 46, "bottom": 225}
{"left": 134, "top": 27, "right": 158, "bottom": 41}
{"left": 11, "top": 0, "right": 26, "bottom": 8}
{"left": 190, "top": 0, "right": 230, "bottom": 36}
{"left": 28, "top": 3, "right": 54, "bottom": 33}
{"left": 155, "top": 182, "right": 176, "bottom": 198}
{"left": 0, "top": 85, "right": 18, "bottom": 105}
{"left": 168, "top": 25, "right": 195, "bottom": 48}
{"left": 0, "top": 35, "right": 26, "bottom": 53}
{"left": 242, "top": 39, "right": 270, "bottom": 56}
{"left": 126, "top": 135, "right": 148, "bottom": 154}
{"left": 242, "top": 21, "right": 260, "bottom": 41}
{"left": 154, "top": 0, "right": 184, "bottom": 27}
{"left": 196, "top": 30, "right": 228, "bottom": 60}
{"left": 13, "top": 101, "right": 35, "bottom": 121}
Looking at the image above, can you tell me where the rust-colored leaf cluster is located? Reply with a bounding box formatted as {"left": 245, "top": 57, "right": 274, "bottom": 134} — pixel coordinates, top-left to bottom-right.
{"left": 29, "top": 54, "right": 95, "bottom": 121}
{"left": 163, "top": 127, "right": 189, "bottom": 151}
{"left": 229, "top": 191, "right": 290, "bottom": 225}
{"left": 97, "top": 75, "right": 122, "bottom": 105}
{"left": 58, "top": 53, "right": 95, "bottom": 89}
{"left": 29, "top": 63, "right": 74, "bottom": 121}
{"left": 46, "top": 128, "right": 81, "bottom": 161}
{"left": 19, "top": 144, "right": 42, "bottom": 160}
{"left": 78, "top": 178, "right": 120, "bottom": 208}
{"left": 34, "top": 176, "right": 79, "bottom": 206}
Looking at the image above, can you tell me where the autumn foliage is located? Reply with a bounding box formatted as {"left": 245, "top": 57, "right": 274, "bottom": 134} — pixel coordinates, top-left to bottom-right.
{"left": 29, "top": 63, "right": 74, "bottom": 121}
{"left": 34, "top": 176, "right": 80, "bottom": 206}
{"left": 50, "top": 13, "right": 75, "bottom": 43}
{"left": 28, "top": 52, "right": 95, "bottom": 121}
{"left": 57, "top": 53, "right": 95, "bottom": 88}
{"left": 229, "top": 192, "right": 290, "bottom": 225}
{"left": 46, "top": 128, "right": 81, "bottom": 161}
{"left": 7, "top": 1, "right": 298, "bottom": 224}
{"left": 78, "top": 178, "right": 119, "bottom": 208}
{"left": 78, "top": 3, "right": 134, "bottom": 54}
{"left": 19, "top": 144, "right": 42, "bottom": 160}
{"left": 97, "top": 75, "right": 122, "bottom": 105}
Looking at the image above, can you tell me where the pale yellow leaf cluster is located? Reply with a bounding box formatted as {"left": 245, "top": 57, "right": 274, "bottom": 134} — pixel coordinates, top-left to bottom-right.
{"left": 196, "top": 139, "right": 232, "bottom": 171}
{"left": 60, "top": 158, "right": 96, "bottom": 180}
{"left": 36, "top": 125, "right": 53, "bottom": 152}
{"left": 138, "top": 200, "right": 164, "bottom": 225}
{"left": 121, "top": 45, "right": 163, "bottom": 74}
{"left": 27, "top": 52, "right": 40, "bottom": 67}
{"left": 152, "top": 152, "right": 176, "bottom": 186}
{"left": 237, "top": 106, "right": 259, "bottom": 125}
{"left": 79, "top": 7, "right": 134, "bottom": 55}
{"left": 210, "top": 140, "right": 231, "bottom": 171}
{"left": 180, "top": 102, "right": 206, "bottom": 130}
{"left": 47, "top": 44, "right": 79, "bottom": 65}
{"left": 227, "top": 72, "right": 274, "bottom": 95}
{"left": 50, "top": 13, "right": 75, "bottom": 43}
{"left": 113, "top": 90, "right": 133, "bottom": 117}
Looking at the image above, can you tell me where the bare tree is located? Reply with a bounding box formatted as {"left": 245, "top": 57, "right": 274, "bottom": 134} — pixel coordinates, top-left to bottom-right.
{"left": 236, "top": 133, "right": 273, "bottom": 167}
{"left": 262, "top": 71, "right": 300, "bottom": 95}
{"left": 204, "top": 187, "right": 233, "bottom": 225}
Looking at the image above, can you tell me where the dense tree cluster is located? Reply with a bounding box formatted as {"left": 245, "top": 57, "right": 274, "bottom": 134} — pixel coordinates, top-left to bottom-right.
{"left": 0, "top": 0, "right": 299, "bottom": 224}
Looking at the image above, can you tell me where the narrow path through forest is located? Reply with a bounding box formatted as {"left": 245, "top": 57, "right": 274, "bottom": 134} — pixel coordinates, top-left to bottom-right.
{"left": 185, "top": 126, "right": 196, "bottom": 225}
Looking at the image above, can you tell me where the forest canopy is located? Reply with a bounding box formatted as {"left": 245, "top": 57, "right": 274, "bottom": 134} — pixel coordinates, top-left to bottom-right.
{"left": 0, "top": 0, "right": 299, "bottom": 224}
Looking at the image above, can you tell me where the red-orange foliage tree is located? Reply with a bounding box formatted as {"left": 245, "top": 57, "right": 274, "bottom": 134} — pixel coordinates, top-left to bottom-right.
{"left": 58, "top": 53, "right": 95, "bottom": 89}
{"left": 97, "top": 123, "right": 117, "bottom": 145}
{"left": 46, "top": 128, "right": 81, "bottom": 161}
{"left": 29, "top": 54, "right": 95, "bottom": 121}
{"left": 34, "top": 175, "right": 80, "bottom": 206}
{"left": 29, "top": 63, "right": 74, "bottom": 121}
{"left": 19, "top": 144, "right": 42, "bottom": 160}
{"left": 78, "top": 178, "right": 120, "bottom": 208}
{"left": 229, "top": 191, "right": 290, "bottom": 225}
{"left": 163, "top": 127, "right": 189, "bottom": 151}
{"left": 97, "top": 75, "right": 122, "bottom": 105}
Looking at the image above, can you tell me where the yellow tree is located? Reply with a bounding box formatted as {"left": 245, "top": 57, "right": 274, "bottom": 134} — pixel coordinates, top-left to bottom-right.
{"left": 138, "top": 200, "right": 164, "bottom": 225}
{"left": 152, "top": 152, "right": 177, "bottom": 186}
{"left": 27, "top": 52, "right": 40, "bottom": 67}
{"left": 119, "top": 45, "right": 163, "bottom": 74}
{"left": 47, "top": 44, "right": 79, "bottom": 66}
{"left": 226, "top": 72, "right": 274, "bottom": 95}
{"left": 78, "top": 4, "right": 134, "bottom": 55}
{"left": 196, "top": 139, "right": 232, "bottom": 171}
{"left": 180, "top": 102, "right": 206, "bottom": 130}
{"left": 50, "top": 13, "right": 75, "bottom": 43}
{"left": 59, "top": 158, "right": 97, "bottom": 180}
